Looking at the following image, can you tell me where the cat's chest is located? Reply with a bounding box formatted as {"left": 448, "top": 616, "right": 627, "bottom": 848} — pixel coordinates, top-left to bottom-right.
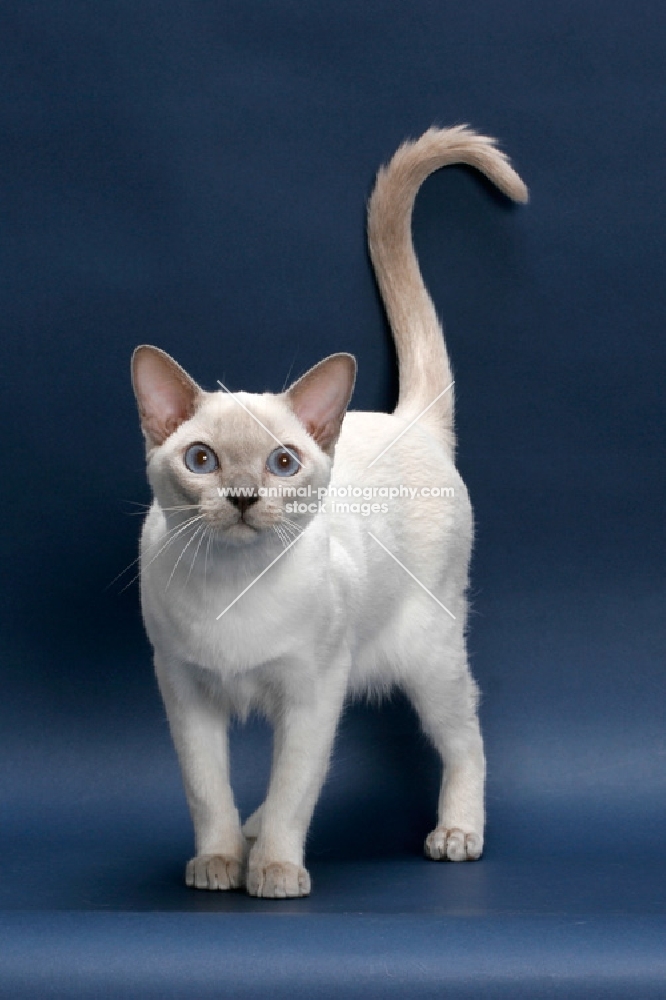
{"left": 139, "top": 530, "right": 339, "bottom": 673}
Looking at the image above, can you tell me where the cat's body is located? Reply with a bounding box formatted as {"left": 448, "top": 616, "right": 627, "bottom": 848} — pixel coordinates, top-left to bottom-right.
{"left": 133, "top": 126, "right": 527, "bottom": 897}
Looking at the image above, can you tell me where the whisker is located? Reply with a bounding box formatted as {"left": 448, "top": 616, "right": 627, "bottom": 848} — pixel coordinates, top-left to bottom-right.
{"left": 280, "top": 517, "right": 302, "bottom": 541}
{"left": 279, "top": 521, "right": 300, "bottom": 548}
{"left": 116, "top": 515, "right": 203, "bottom": 593}
{"left": 107, "top": 548, "right": 147, "bottom": 590}
{"left": 280, "top": 349, "right": 300, "bottom": 392}
{"left": 184, "top": 523, "right": 208, "bottom": 587}
{"left": 273, "top": 524, "right": 288, "bottom": 551}
{"left": 122, "top": 500, "right": 200, "bottom": 513}
{"left": 165, "top": 520, "right": 206, "bottom": 592}
{"left": 124, "top": 503, "right": 201, "bottom": 517}
{"left": 160, "top": 504, "right": 201, "bottom": 512}
{"left": 108, "top": 510, "right": 204, "bottom": 589}
{"left": 119, "top": 515, "right": 202, "bottom": 591}
{"left": 204, "top": 527, "right": 214, "bottom": 592}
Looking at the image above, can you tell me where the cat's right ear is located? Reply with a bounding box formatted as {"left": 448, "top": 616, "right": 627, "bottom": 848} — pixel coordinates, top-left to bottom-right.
{"left": 131, "top": 346, "right": 202, "bottom": 449}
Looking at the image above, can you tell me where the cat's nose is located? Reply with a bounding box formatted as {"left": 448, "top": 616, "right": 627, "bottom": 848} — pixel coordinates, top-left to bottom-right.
{"left": 227, "top": 491, "right": 260, "bottom": 515}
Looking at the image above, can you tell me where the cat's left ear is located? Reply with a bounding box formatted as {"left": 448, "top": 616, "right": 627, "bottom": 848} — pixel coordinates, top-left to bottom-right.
{"left": 285, "top": 353, "right": 356, "bottom": 455}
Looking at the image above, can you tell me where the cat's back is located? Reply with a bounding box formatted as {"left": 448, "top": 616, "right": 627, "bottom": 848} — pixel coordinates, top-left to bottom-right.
{"left": 329, "top": 408, "right": 471, "bottom": 578}
{"left": 328, "top": 409, "right": 472, "bottom": 691}
{"left": 332, "top": 409, "right": 461, "bottom": 488}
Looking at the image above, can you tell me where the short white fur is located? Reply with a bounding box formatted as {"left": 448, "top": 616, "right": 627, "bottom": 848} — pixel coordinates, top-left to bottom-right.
{"left": 132, "top": 126, "right": 527, "bottom": 898}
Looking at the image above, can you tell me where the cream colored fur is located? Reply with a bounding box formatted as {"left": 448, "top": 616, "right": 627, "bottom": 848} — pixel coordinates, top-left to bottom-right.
{"left": 132, "top": 126, "right": 527, "bottom": 898}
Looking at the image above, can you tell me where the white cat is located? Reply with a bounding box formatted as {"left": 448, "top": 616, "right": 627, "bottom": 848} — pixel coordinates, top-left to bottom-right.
{"left": 132, "top": 126, "right": 527, "bottom": 898}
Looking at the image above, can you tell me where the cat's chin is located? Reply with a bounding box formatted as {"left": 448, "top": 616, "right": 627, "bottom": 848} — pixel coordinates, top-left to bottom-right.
{"left": 216, "top": 521, "right": 263, "bottom": 547}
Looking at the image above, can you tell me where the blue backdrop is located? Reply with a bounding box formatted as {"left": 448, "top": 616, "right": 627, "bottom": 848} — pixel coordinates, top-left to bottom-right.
{"left": 1, "top": 2, "right": 665, "bottom": 996}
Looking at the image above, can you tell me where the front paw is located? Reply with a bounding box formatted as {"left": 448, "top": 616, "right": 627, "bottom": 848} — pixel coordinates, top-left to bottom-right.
{"left": 424, "top": 827, "right": 483, "bottom": 861}
{"left": 246, "top": 861, "right": 311, "bottom": 898}
{"left": 185, "top": 854, "right": 244, "bottom": 890}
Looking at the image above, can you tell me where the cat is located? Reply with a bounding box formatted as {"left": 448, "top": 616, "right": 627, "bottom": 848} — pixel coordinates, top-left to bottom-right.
{"left": 131, "top": 125, "right": 527, "bottom": 898}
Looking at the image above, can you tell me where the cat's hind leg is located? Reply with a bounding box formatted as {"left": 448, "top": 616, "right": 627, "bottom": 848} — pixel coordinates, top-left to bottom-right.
{"left": 241, "top": 804, "right": 263, "bottom": 843}
{"left": 404, "top": 661, "right": 486, "bottom": 862}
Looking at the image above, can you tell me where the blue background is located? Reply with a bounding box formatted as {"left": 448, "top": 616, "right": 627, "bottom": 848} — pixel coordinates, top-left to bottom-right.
{"left": 1, "top": 1, "right": 665, "bottom": 996}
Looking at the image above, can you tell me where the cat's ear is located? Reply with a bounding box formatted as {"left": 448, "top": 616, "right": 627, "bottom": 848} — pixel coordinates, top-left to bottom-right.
{"left": 131, "top": 346, "right": 202, "bottom": 448}
{"left": 286, "top": 353, "right": 356, "bottom": 455}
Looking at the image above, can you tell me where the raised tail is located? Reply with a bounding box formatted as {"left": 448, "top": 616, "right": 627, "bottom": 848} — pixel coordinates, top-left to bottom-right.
{"left": 367, "top": 125, "right": 528, "bottom": 447}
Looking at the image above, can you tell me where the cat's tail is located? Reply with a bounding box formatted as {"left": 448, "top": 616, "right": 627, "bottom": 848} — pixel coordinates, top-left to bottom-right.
{"left": 367, "top": 125, "right": 528, "bottom": 445}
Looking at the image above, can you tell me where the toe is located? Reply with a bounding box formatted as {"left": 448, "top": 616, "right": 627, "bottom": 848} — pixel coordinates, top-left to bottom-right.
{"left": 424, "top": 827, "right": 483, "bottom": 862}
{"left": 185, "top": 854, "right": 243, "bottom": 890}
{"left": 247, "top": 862, "right": 311, "bottom": 898}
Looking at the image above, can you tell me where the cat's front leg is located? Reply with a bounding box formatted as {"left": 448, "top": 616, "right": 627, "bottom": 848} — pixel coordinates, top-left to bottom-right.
{"left": 155, "top": 657, "right": 246, "bottom": 890}
{"left": 246, "top": 653, "right": 350, "bottom": 898}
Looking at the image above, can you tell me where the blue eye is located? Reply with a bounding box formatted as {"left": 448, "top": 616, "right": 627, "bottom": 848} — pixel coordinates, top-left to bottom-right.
{"left": 184, "top": 443, "right": 219, "bottom": 474}
{"left": 266, "top": 446, "right": 300, "bottom": 477}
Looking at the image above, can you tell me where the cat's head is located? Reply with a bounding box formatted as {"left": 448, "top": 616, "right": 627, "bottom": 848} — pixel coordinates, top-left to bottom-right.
{"left": 131, "top": 346, "right": 356, "bottom": 546}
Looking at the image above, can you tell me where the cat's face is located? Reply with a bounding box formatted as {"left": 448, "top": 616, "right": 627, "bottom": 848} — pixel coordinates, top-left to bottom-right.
{"left": 146, "top": 392, "right": 334, "bottom": 546}
{"left": 132, "top": 347, "right": 356, "bottom": 547}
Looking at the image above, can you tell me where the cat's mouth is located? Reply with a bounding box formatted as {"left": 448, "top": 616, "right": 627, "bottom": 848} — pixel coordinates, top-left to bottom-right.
{"left": 235, "top": 516, "right": 257, "bottom": 530}
{"left": 200, "top": 506, "right": 268, "bottom": 544}
{"left": 222, "top": 516, "right": 260, "bottom": 541}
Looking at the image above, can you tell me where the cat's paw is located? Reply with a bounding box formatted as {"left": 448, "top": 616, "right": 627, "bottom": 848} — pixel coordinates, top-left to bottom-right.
{"left": 246, "top": 861, "right": 311, "bottom": 898}
{"left": 424, "top": 827, "right": 483, "bottom": 862}
{"left": 185, "top": 854, "right": 244, "bottom": 890}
